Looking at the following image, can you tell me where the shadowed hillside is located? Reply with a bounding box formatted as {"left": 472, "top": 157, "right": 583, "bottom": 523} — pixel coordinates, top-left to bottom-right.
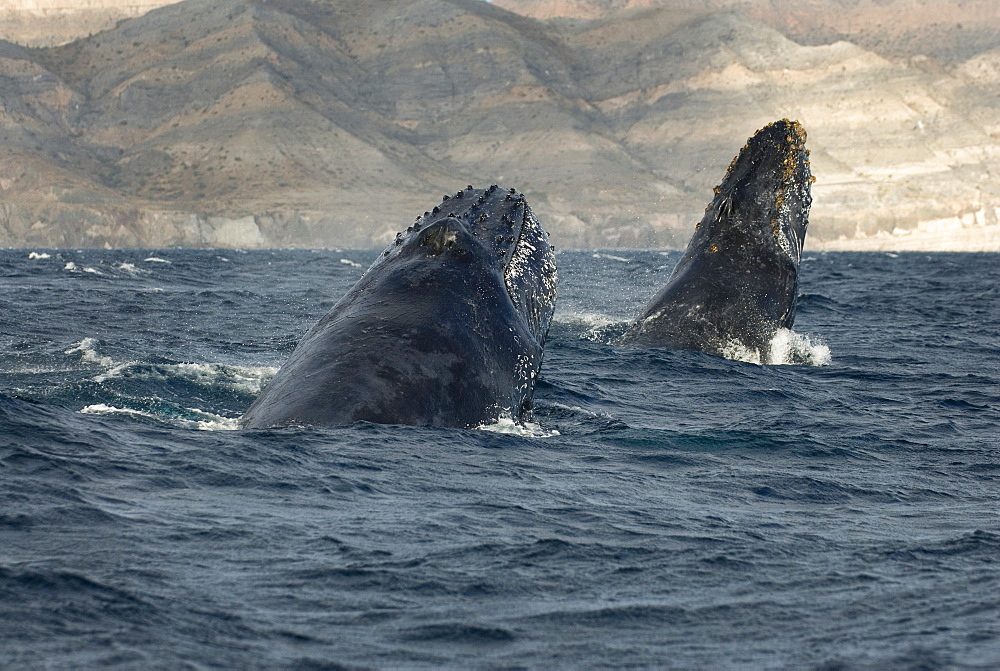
{"left": 1, "top": 0, "right": 998, "bottom": 249}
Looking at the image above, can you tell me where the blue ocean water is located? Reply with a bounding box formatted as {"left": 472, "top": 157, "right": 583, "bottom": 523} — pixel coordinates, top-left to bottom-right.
{"left": 1, "top": 248, "right": 998, "bottom": 669}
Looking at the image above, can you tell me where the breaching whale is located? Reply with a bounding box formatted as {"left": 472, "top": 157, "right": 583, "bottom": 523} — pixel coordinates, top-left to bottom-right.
{"left": 240, "top": 186, "right": 557, "bottom": 429}
{"left": 620, "top": 119, "right": 813, "bottom": 359}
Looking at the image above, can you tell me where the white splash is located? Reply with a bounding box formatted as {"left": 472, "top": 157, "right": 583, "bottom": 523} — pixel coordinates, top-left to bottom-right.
{"left": 478, "top": 414, "right": 559, "bottom": 438}
{"left": 144, "top": 257, "right": 171, "bottom": 263}
{"left": 767, "top": 328, "right": 831, "bottom": 366}
{"left": 339, "top": 258, "right": 363, "bottom": 268}
{"left": 591, "top": 253, "right": 632, "bottom": 262}
{"left": 719, "top": 339, "right": 764, "bottom": 365}
{"left": 720, "top": 328, "right": 831, "bottom": 366}
{"left": 28, "top": 251, "right": 51, "bottom": 260}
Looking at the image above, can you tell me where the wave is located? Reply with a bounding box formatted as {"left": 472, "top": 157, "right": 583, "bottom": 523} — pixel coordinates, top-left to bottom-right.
{"left": 113, "top": 262, "right": 147, "bottom": 275}
{"left": 94, "top": 361, "right": 278, "bottom": 394}
{"left": 59, "top": 337, "right": 268, "bottom": 429}
{"left": 79, "top": 403, "right": 239, "bottom": 431}
{"left": 64, "top": 338, "right": 115, "bottom": 367}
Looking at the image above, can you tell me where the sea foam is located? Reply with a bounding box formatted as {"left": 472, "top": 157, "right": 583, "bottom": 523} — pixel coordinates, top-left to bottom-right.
{"left": 478, "top": 414, "right": 560, "bottom": 438}
{"left": 721, "top": 328, "right": 831, "bottom": 366}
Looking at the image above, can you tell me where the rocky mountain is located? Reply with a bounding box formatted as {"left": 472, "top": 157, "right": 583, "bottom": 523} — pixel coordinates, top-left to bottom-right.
{"left": 0, "top": 0, "right": 177, "bottom": 47}
{"left": 493, "top": 0, "right": 1000, "bottom": 64}
{"left": 0, "top": 0, "right": 998, "bottom": 249}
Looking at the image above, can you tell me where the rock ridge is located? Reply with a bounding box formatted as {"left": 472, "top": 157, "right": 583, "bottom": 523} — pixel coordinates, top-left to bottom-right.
{"left": 0, "top": 0, "right": 998, "bottom": 250}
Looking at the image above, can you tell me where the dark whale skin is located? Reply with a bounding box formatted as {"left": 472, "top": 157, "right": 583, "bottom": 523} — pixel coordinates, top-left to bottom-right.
{"left": 621, "top": 119, "right": 813, "bottom": 358}
{"left": 240, "top": 186, "right": 557, "bottom": 429}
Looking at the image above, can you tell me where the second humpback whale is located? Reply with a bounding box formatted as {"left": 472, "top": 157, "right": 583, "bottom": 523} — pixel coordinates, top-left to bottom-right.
{"left": 240, "top": 186, "right": 557, "bottom": 429}
{"left": 621, "top": 119, "right": 814, "bottom": 360}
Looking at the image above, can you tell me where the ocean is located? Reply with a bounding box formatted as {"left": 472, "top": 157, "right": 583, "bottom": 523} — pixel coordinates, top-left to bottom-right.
{"left": 1, "top": 248, "right": 998, "bottom": 669}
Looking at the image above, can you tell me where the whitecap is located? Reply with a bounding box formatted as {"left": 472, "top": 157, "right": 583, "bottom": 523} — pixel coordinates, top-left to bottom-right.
{"left": 591, "top": 253, "right": 632, "bottom": 262}
{"left": 115, "top": 262, "right": 147, "bottom": 275}
{"left": 28, "top": 251, "right": 51, "bottom": 260}
{"left": 179, "top": 408, "right": 241, "bottom": 431}
{"left": 144, "top": 257, "right": 171, "bottom": 264}
{"left": 80, "top": 404, "right": 158, "bottom": 420}
{"left": 78, "top": 403, "right": 239, "bottom": 431}
{"left": 339, "top": 258, "right": 363, "bottom": 268}
{"left": 64, "top": 338, "right": 115, "bottom": 367}
{"left": 166, "top": 362, "right": 278, "bottom": 394}
{"left": 63, "top": 261, "right": 102, "bottom": 275}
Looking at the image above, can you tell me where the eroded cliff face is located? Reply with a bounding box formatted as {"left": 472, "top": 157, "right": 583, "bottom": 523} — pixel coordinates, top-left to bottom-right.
{"left": 494, "top": 0, "right": 1000, "bottom": 63}
{"left": 0, "top": 0, "right": 998, "bottom": 249}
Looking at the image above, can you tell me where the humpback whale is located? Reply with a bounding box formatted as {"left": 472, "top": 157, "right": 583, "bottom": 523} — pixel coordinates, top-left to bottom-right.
{"left": 240, "top": 186, "right": 557, "bottom": 429}
{"left": 621, "top": 119, "right": 813, "bottom": 359}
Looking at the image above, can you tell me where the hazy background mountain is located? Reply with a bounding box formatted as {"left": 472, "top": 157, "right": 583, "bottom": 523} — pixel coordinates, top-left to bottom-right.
{"left": 1, "top": 0, "right": 998, "bottom": 249}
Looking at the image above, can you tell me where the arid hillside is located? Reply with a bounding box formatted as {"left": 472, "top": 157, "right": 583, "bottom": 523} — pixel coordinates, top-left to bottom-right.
{"left": 494, "top": 0, "right": 1000, "bottom": 63}
{"left": 0, "top": 0, "right": 998, "bottom": 249}
{"left": 0, "top": 0, "right": 177, "bottom": 46}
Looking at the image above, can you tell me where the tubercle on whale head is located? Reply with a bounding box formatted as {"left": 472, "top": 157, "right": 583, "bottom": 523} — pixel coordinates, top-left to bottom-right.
{"left": 366, "top": 185, "right": 556, "bottom": 345}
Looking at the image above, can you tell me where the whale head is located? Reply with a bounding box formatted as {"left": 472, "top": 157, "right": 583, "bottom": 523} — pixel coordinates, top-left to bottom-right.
{"left": 240, "top": 186, "right": 557, "bottom": 429}
{"left": 697, "top": 118, "right": 813, "bottom": 266}
{"left": 621, "top": 120, "right": 813, "bottom": 356}
{"left": 373, "top": 185, "right": 558, "bottom": 341}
